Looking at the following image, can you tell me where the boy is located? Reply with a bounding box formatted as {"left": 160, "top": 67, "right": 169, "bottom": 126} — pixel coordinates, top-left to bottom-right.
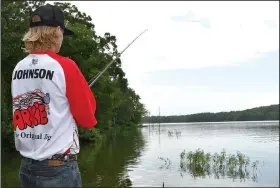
{"left": 11, "top": 4, "right": 97, "bottom": 187}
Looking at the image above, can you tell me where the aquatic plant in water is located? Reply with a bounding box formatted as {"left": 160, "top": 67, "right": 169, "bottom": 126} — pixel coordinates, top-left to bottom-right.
{"left": 159, "top": 149, "right": 262, "bottom": 182}
{"left": 168, "top": 130, "right": 181, "bottom": 138}
{"left": 179, "top": 149, "right": 261, "bottom": 182}
{"left": 158, "top": 157, "right": 172, "bottom": 170}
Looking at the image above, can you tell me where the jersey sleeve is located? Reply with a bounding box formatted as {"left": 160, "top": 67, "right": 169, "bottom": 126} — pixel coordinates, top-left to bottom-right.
{"left": 61, "top": 58, "right": 97, "bottom": 128}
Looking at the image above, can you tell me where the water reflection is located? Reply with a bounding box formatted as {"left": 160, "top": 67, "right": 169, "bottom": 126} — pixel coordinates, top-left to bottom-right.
{"left": 130, "top": 121, "right": 279, "bottom": 187}
{"left": 147, "top": 121, "right": 279, "bottom": 143}
{"left": 2, "top": 122, "right": 278, "bottom": 187}
{"left": 1, "top": 127, "right": 146, "bottom": 187}
{"left": 78, "top": 128, "right": 146, "bottom": 187}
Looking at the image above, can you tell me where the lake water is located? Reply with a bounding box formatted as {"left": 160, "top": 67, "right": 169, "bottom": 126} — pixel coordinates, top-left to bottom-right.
{"left": 1, "top": 121, "right": 279, "bottom": 187}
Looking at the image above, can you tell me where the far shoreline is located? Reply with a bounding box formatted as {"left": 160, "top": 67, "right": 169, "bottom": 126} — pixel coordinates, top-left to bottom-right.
{"left": 142, "top": 120, "right": 279, "bottom": 126}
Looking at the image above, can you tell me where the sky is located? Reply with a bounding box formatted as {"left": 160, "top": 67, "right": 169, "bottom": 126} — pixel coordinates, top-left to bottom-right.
{"left": 51, "top": 1, "right": 279, "bottom": 116}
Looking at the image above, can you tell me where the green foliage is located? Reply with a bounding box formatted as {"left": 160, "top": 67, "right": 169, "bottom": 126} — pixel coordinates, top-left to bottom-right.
{"left": 1, "top": 1, "right": 146, "bottom": 150}
{"left": 179, "top": 149, "right": 261, "bottom": 181}
{"left": 144, "top": 104, "right": 279, "bottom": 123}
{"left": 159, "top": 149, "right": 262, "bottom": 182}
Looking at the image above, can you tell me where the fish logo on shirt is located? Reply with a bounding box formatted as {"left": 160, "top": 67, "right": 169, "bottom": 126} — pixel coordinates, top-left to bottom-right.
{"left": 30, "top": 58, "right": 38, "bottom": 66}
{"left": 12, "top": 89, "right": 51, "bottom": 131}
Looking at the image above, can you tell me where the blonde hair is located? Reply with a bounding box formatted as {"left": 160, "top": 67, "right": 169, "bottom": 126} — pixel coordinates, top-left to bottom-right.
{"left": 22, "top": 16, "right": 63, "bottom": 53}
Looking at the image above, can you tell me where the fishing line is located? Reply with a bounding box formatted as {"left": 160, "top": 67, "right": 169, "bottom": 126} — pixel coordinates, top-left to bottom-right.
{"left": 88, "top": 29, "right": 148, "bottom": 88}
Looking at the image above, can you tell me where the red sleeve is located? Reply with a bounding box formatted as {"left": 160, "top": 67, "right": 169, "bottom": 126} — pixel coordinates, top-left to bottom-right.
{"left": 59, "top": 57, "right": 97, "bottom": 128}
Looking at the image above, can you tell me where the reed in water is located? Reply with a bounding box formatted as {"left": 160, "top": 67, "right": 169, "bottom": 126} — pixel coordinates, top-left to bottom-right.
{"left": 179, "top": 149, "right": 261, "bottom": 182}
{"left": 159, "top": 149, "right": 262, "bottom": 182}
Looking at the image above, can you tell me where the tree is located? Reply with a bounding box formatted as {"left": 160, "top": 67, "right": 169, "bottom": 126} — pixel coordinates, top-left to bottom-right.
{"left": 1, "top": 1, "right": 147, "bottom": 151}
{"left": 143, "top": 104, "right": 279, "bottom": 123}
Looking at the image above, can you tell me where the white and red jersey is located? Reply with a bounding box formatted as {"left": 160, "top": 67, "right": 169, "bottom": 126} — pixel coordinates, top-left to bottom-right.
{"left": 11, "top": 50, "right": 97, "bottom": 161}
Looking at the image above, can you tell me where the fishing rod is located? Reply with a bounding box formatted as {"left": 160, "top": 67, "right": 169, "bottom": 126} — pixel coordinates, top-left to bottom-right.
{"left": 88, "top": 29, "right": 148, "bottom": 88}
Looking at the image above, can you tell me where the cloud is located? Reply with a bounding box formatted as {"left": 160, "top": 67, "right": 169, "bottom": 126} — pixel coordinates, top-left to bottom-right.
{"left": 50, "top": 1, "right": 279, "bottom": 73}
{"left": 171, "top": 11, "right": 211, "bottom": 28}
{"left": 142, "top": 51, "right": 279, "bottom": 87}
{"left": 48, "top": 1, "right": 279, "bottom": 115}
{"left": 264, "top": 20, "right": 279, "bottom": 29}
{"left": 141, "top": 84, "right": 279, "bottom": 115}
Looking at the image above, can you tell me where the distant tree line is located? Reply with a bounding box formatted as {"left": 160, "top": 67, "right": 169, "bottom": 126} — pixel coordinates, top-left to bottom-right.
{"left": 143, "top": 104, "right": 279, "bottom": 123}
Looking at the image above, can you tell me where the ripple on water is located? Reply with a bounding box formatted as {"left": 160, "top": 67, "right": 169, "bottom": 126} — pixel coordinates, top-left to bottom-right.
{"left": 128, "top": 121, "right": 279, "bottom": 187}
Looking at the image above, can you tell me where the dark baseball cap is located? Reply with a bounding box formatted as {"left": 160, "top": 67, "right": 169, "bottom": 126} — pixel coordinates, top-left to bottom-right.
{"left": 29, "top": 4, "right": 74, "bottom": 36}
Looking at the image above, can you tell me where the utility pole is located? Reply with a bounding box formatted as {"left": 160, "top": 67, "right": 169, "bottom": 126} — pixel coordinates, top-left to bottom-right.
{"left": 158, "top": 107, "right": 161, "bottom": 147}
{"left": 148, "top": 112, "right": 151, "bottom": 127}
{"left": 158, "top": 107, "right": 161, "bottom": 133}
{"left": 148, "top": 111, "right": 151, "bottom": 134}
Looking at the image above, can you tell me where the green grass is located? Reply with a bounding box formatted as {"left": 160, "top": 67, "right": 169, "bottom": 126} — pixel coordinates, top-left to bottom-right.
{"left": 180, "top": 149, "right": 261, "bottom": 182}
{"left": 159, "top": 149, "right": 262, "bottom": 182}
